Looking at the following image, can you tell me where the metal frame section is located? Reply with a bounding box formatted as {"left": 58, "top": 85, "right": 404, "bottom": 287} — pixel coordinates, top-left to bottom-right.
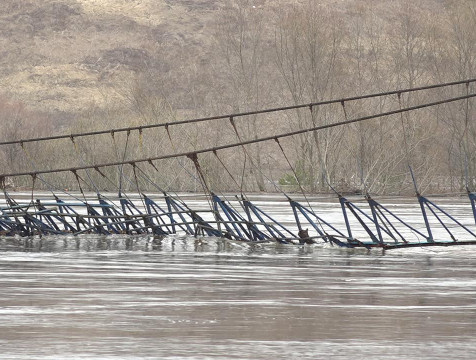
{"left": 240, "top": 197, "right": 296, "bottom": 243}
{"left": 289, "top": 199, "right": 346, "bottom": 243}
{"left": 98, "top": 197, "right": 126, "bottom": 234}
{"left": 340, "top": 196, "right": 381, "bottom": 244}
{"left": 417, "top": 195, "right": 476, "bottom": 241}
{"left": 365, "top": 196, "right": 427, "bottom": 244}
{"left": 0, "top": 191, "right": 475, "bottom": 250}
{"left": 211, "top": 194, "right": 273, "bottom": 242}
{"left": 143, "top": 195, "right": 176, "bottom": 236}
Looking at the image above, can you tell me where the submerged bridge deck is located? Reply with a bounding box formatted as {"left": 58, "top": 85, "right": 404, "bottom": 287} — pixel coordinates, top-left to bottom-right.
{"left": 0, "top": 191, "right": 475, "bottom": 250}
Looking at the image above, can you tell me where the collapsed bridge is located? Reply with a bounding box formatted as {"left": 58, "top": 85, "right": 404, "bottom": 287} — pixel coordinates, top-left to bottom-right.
{"left": 1, "top": 79, "right": 476, "bottom": 250}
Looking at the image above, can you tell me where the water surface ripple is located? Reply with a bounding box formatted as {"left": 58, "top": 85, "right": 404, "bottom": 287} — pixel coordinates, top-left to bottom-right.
{"left": 1, "top": 230, "right": 475, "bottom": 359}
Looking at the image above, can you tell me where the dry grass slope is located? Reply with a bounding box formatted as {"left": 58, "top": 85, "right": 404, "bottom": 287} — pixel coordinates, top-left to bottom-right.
{"left": 0, "top": 0, "right": 452, "bottom": 116}
{"left": 0, "top": 0, "right": 220, "bottom": 114}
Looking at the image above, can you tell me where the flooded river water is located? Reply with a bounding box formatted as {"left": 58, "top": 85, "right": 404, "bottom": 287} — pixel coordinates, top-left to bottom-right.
{"left": 0, "top": 195, "right": 475, "bottom": 359}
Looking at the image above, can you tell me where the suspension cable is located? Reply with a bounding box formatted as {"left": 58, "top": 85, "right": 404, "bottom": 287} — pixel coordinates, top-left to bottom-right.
{"left": 1, "top": 79, "right": 474, "bottom": 147}
{"left": 1, "top": 92, "right": 475, "bottom": 179}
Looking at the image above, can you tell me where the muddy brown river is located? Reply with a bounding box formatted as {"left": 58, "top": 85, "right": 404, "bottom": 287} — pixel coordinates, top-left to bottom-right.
{"left": 0, "top": 194, "right": 475, "bottom": 359}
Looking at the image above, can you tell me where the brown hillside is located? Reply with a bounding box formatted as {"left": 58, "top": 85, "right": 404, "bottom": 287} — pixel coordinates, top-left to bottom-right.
{"left": 1, "top": 0, "right": 454, "bottom": 117}
{"left": 1, "top": 0, "right": 221, "bottom": 114}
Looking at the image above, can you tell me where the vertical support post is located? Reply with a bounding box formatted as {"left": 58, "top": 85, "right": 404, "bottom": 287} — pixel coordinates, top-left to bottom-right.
{"left": 417, "top": 196, "right": 433, "bottom": 242}
{"left": 409, "top": 165, "right": 433, "bottom": 243}
{"left": 164, "top": 193, "right": 176, "bottom": 234}
{"left": 367, "top": 196, "right": 384, "bottom": 243}
{"left": 241, "top": 197, "right": 258, "bottom": 241}
{"left": 289, "top": 199, "right": 302, "bottom": 231}
{"left": 211, "top": 194, "right": 222, "bottom": 235}
{"left": 339, "top": 195, "right": 353, "bottom": 239}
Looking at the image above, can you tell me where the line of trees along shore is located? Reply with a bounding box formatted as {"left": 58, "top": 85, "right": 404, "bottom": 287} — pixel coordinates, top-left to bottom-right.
{"left": 0, "top": 0, "right": 475, "bottom": 196}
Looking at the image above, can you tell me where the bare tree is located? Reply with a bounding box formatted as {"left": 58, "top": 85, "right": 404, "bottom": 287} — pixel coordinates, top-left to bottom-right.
{"left": 211, "top": 0, "right": 273, "bottom": 191}
{"left": 274, "top": 3, "right": 348, "bottom": 191}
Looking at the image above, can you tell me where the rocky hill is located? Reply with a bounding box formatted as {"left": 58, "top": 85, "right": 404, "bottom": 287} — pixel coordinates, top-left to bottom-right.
{"left": 1, "top": 0, "right": 455, "bottom": 119}
{"left": 1, "top": 0, "right": 222, "bottom": 115}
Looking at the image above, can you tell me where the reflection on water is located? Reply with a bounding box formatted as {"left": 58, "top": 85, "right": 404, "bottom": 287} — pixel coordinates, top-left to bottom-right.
{"left": 0, "top": 235, "right": 475, "bottom": 360}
